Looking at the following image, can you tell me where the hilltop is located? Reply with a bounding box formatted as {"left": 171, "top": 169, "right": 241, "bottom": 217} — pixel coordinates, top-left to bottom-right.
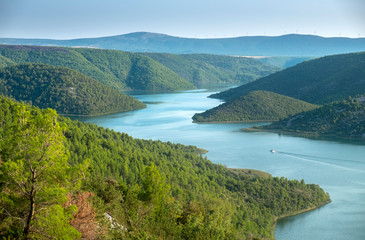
{"left": 193, "top": 91, "right": 318, "bottom": 123}
{"left": 0, "top": 45, "right": 194, "bottom": 91}
{"left": 211, "top": 52, "right": 365, "bottom": 104}
{"left": 0, "top": 63, "right": 145, "bottom": 115}
{"left": 1, "top": 32, "right": 365, "bottom": 56}
{"left": 256, "top": 96, "right": 365, "bottom": 139}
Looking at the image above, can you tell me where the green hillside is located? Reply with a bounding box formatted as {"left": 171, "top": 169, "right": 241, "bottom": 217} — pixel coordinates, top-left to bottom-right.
{"left": 193, "top": 91, "right": 318, "bottom": 123}
{"left": 0, "top": 63, "right": 145, "bottom": 115}
{"left": 0, "top": 96, "right": 330, "bottom": 239}
{"left": 141, "top": 53, "right": 280, "bottom": 86}
{"left": 0, "top": 45, "right": 194, "bottom": 91}
{"left": 257, "top": 56, "right": 314, "bottom": 68}
{"left": 258, "top": 96, "right": 365, "bottom": 139}
{"left": 212, "top": 52, "right": 365, "bottom": 104}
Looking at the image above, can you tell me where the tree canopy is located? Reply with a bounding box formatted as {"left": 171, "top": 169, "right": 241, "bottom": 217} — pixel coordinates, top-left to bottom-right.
{"left": 212, "top": 52, "right": 365, "bottom": 104}
{"left": 0, "top": 63, "right": 146, "bottom": 116}
{"left": 193, "top": 91, "right": 318, "bottom": 123}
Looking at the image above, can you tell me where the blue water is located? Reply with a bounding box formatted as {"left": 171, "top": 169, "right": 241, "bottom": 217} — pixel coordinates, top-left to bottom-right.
{"left": 73, "top": 88, "right": 365, "bottom": 240}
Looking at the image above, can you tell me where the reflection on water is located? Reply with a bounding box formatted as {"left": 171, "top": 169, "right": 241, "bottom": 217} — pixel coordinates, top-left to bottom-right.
{"left": 72, "top": 86, "right": 365, "bottom": 240}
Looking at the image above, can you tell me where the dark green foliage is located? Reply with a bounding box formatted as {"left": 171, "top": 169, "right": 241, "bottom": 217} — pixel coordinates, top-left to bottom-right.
{"left": 1, "top": 96, "right": 330, "bottom": 239}
{"left": 261, "top": 96, "right": 365, "bottom": 139}
{"left": 0, "top": 63, "right": 145, "bottom": 115}
{"left": 212, "top": 52, "right": 365, "bottom": 104}
{"left": 141, "top": 53, "right": 280, "bottom": 86}
{"left": 0, "top": 45, "right": 194, "bottom": 91}
{"left": 193, "top": 91, "right": 318, "bottom": 122}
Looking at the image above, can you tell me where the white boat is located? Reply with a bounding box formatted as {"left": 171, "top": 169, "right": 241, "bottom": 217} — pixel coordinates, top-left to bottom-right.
{"left": 270, "top": 149, "right": 275, "bottom": 153}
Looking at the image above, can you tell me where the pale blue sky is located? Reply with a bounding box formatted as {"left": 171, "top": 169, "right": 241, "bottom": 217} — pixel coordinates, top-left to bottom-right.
{"left": 0, "top": 0, "right": 364, "bottom": 39}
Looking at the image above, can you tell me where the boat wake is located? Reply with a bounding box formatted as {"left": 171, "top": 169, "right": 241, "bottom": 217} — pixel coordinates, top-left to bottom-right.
{"left": 273, "top": 150, "right": 365, "bottom": 173}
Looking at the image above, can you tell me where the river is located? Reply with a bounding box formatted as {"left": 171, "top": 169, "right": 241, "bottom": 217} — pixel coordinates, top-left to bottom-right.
{"left": 73, "top": 87, "right": 365, "bottom": 240}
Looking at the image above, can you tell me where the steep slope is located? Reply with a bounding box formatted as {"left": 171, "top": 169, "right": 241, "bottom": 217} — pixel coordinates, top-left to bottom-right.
{"left": 0, "top": 45, "right": 194, "bottom": 91}
{"left": 0, "top": 64, "right": 145, "bottom": 115}
{"left": 259, "top": 96, "right": 365, "bottom": 139}
{"left": 1, "top": 32, "right": 365, "bottom": 56}
{"left": 0, "top": 96, "right": 331, "bottom": 239}
{"left": 211, "top": 52, "right": 365, "bottom": 104}
{"left": 141, "top": 53, "right": 280, "bottom": 86}
{"left": 193, "top": 91, "right": 318, "bottom": 122}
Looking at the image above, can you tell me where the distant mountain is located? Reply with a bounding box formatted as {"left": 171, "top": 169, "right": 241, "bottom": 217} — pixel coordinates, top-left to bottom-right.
{"left": 211, "top": 52, "right": 365, "bottom": 104}
{"left": 0, "top": 64, "right": 146, "bottom": 115}
{"left": 258, "top": 96, "right": 365, "bottom": 139}
{"left": 140, "top": 53, "right": 280, "bottom": 86}
{"left": 0, "top": 45, "right": 194, "bottom": 91}
{"left": 192, "top": 91, "right": 318, "bottom": 123}
{"left": 1, "top": 32, "right": 365, "bottom": 56}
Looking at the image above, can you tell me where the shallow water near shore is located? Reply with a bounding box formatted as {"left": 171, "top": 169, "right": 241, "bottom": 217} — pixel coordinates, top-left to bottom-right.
{"left": 72, "top": 86, "right": 365, "bottom": 240}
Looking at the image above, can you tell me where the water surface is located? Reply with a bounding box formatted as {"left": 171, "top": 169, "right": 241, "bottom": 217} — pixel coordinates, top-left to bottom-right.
{"left": 73, "top": 88, "right": 365, "bottom": 240}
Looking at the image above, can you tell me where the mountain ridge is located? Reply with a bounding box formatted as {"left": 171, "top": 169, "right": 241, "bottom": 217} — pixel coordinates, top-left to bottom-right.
{"left": 1, "top": 32, "right": 365, "bottom": 56}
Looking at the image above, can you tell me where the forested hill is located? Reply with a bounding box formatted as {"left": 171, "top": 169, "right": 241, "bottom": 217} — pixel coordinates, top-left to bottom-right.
{"left": 1, "top": 32, "right": 365, "bottom": 56}
{"left": 141, "top": 53, "right": 280, "bottom": 86}
{"left": 258, "top": 96, "right": 365, "bottom": 139}
{"left": 0, "top": 63, "right": 145, "bottom": 115}
{"left": 0, "top": 45, "right": 194, "bottom": 91}
{"left": 211, "top": 52, "right": 365, "bottom": 104}
{"left": 193, "top": 91, "right": 318, "bottom": 123}
{"left": 0, "top": 96, "right": 330, "bottom": 239}
{"left": 0, "top": 45, "right": 280, "bottom": 89}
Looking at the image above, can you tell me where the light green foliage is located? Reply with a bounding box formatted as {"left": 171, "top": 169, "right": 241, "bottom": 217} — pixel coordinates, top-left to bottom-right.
{"left": 31, "top": 205, "right": 81, "bottom": 240}
{"left": 0, "top": 97, "right": 80, "bottom": 239}
{"left": 0, "top": 63, "right": 146, "bottom": 115}
{"left": 212, "top": 52, "right": 365, "bottom": 104}
{"left": 193, "top": 90, "right": 318, "bottom": 122}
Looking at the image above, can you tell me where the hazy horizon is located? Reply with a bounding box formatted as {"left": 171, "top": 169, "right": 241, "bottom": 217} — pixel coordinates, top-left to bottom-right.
{"left": 1, "top": 0, "right": 364, "bottom": 39}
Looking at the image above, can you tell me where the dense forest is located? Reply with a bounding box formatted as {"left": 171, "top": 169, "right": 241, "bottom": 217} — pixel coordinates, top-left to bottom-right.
{"left": 193, "top": 91, "right": 318, "bottom": 123}
{"left": 141, "top": 53, "right": 280, "bottom": 86}
{"left": 0, "top": 45, "right": 194, "bottom": 91}
{"left": 211, "top": 52, "right": 365, "bottom": 104}
{"left": 0, "top": 96, "right": 330, "bottom": 239}
{"left": 0, "top": 63, "right": 145, "bottom": 115}
{"left": 257, "top": 96, "right": 365, "bottom": 139}
{"left": 0, "top": 45, "right": 280, "bottom": 91}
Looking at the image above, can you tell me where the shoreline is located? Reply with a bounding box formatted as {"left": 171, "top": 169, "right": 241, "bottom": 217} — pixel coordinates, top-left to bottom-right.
{"left": 59, "top": 105, "right": 146, "bottom": 117}
{"left": 192, "top": 120, "right": 272, "bottom": 124}
{"left": 242, "top": 127, "right": 365, "bottom": 143}
{"left": 272, "top": 201, "right": 331, "bottom": 236}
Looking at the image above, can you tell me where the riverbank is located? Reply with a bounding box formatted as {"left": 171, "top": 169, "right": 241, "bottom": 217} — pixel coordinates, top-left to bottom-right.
{"left": 242, "top": 127, "right": 365, "bottom": 144}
